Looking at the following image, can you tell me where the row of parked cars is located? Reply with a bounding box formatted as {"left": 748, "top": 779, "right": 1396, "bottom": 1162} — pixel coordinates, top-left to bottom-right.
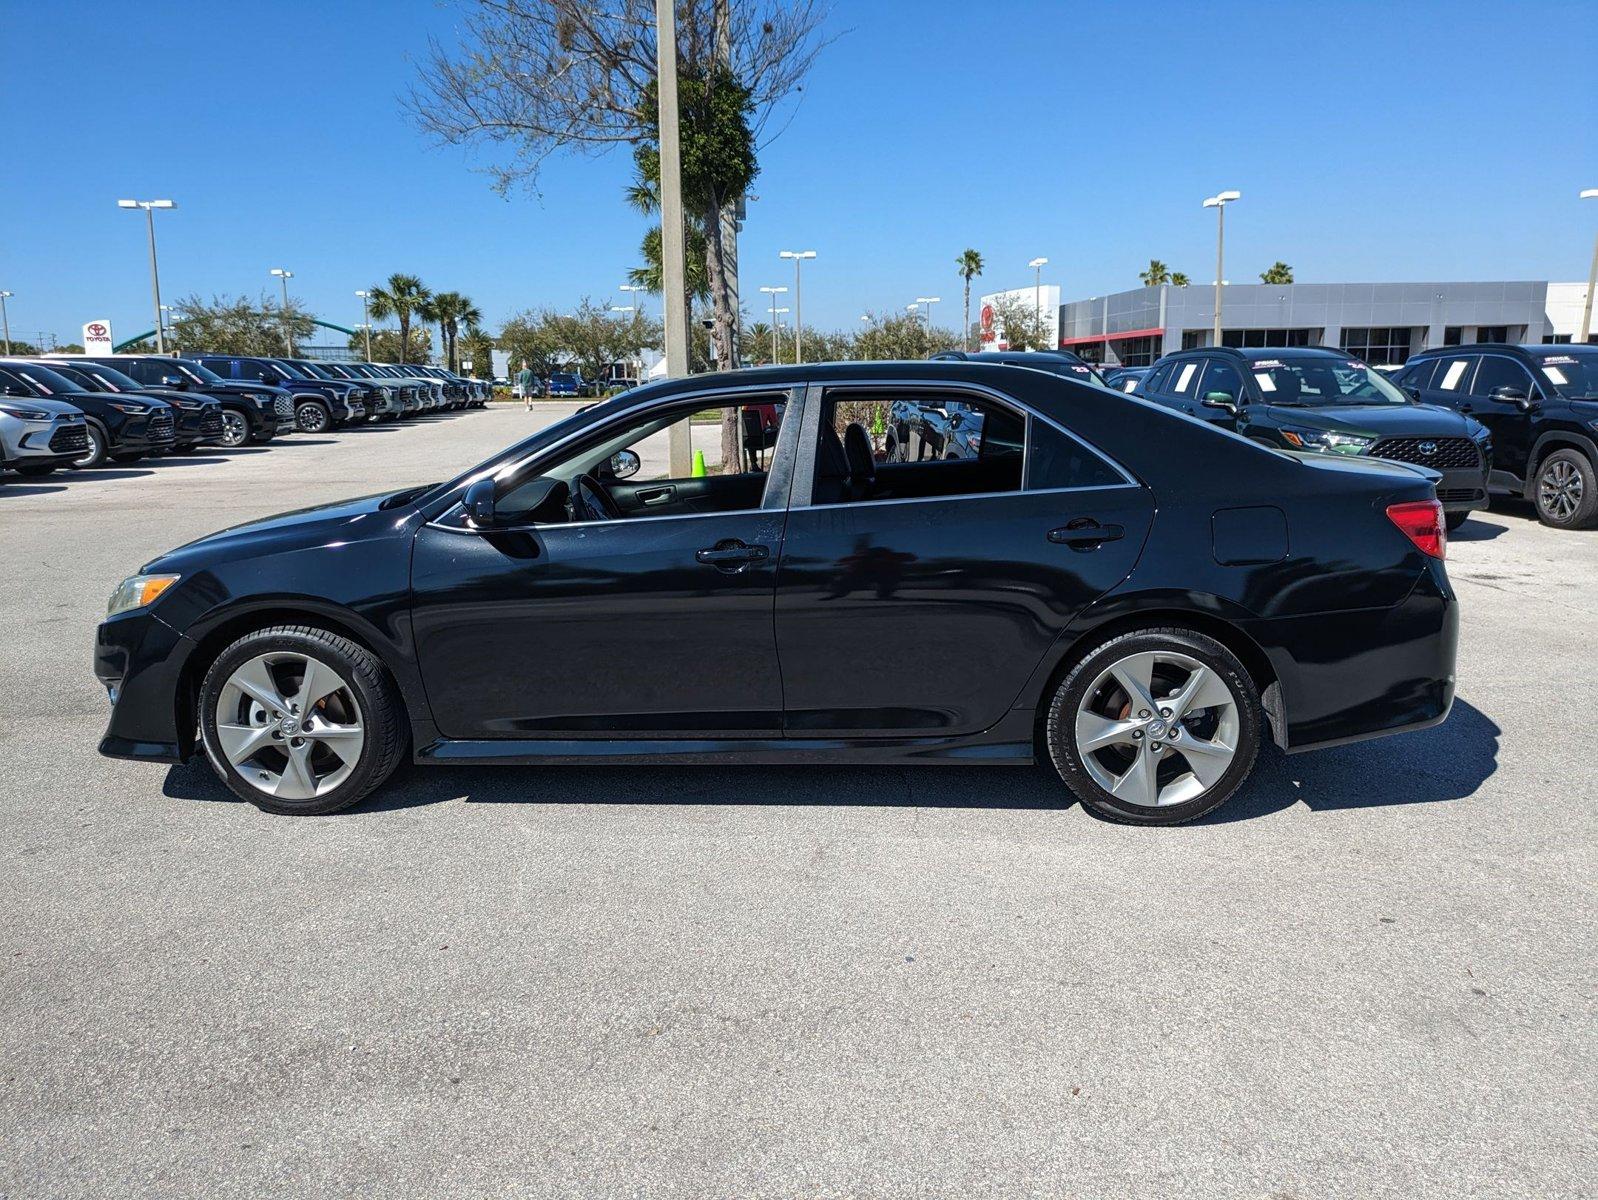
{"left": 971, "top": 343, "right": 1598, "bottom": 531}
{"left": 0, "top": 354, "right": 489, "bottom": 479}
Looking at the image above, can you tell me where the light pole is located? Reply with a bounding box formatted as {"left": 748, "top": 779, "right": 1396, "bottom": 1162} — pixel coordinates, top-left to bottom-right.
{"left": 778, "top": 250, "right": 816, "bottom": 363}
{"left": 916, "top": 296, "right": 941, "bottom": 329}
{"left": 1203, "top": 191, "right": 1241, "bottom": 345}
{"left": 759, "top": 285, "right": 788, "bottom": 361}
{"left": 117, "top": 199, "right": 175, "bottom": 353}
{"left": 355, "top": 290, "right": 374, "bottom": 360}
{"left": 1579, "top": 188, "right": 1598, "bottom": 345}
{"left": 619, "top": 283, "right": 646, "bottom": 321}
{"left": 0, "top": 290, "right": 11, "bottom": 353}
{"left": 1028, "top": 257, "right": 1048, "bottom": 344}
{"left": 270, "top": 268, "right": 294, "bottom": 354}
{"left": 771, "top": 307, "right": 790, "bottom": 361}
{"left": 159, "top": 304, "right": 176, "bottom": 347}
{"left": 906, "top": 303, "right": 919, "bottom": 324}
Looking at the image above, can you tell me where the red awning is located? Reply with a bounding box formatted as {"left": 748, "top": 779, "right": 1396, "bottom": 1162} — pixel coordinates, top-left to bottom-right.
{"left": 1058, "top": 326, "right": 1164, "bottom": 347}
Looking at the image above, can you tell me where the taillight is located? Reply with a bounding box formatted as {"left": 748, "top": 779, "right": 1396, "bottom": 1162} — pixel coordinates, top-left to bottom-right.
{"left": 1386, "top": 499, "right": 1446, "bottom": 560}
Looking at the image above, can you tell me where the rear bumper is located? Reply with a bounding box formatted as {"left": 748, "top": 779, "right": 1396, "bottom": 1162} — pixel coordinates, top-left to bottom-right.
{"left": 1246, "top": 564, "right": 1458, "bottom": 753}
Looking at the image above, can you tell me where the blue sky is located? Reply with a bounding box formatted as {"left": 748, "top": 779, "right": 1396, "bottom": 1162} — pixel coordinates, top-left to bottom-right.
{"left": 2, "top": 0, "right": 1595, "bottom": 348}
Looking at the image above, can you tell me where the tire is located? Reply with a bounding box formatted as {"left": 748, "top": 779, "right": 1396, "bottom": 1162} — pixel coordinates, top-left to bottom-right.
{"left": 73, "top": 422, "right": 109, "bottom": 469}
{"left": 198, "top": 625, "right": 407, "bottom": 816}
{"left": 296, "top": 400, "right": 331, "bottom": 434}
{"left": 219, "top": 410, "right": 250, "bottom": 448}
{"left": 1445, "top": 511, "right": 1470, "bottom": 532}
{"left": 1532, "top": 448, "right": 1598, "bottom": 530}
{"left": 1045, "top": 627, "right": 1263, "bottom": 826}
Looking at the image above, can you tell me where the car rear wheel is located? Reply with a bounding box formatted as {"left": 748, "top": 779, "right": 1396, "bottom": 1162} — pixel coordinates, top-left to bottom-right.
{"left": 198, "top": 626, "right": 407, "bottom": 815}
{"left": 1533, "top": 449, "right": 1598, "bottom": 530}
{"left": 219, "top": 410, "right": 250, "bottom": 448}
{"left": 1046, "top": 628, "right": 1262, "bottom": 825}
{"left": 296, "top": 401, "right": 331, "bottom": 434}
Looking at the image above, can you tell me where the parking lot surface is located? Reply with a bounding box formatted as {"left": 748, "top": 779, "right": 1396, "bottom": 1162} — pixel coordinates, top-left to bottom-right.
{"left": 2, "top": 405, "right": 1593, "bottom": 1198}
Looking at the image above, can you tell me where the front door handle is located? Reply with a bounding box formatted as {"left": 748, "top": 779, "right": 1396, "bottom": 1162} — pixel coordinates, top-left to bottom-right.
{"left": 696, "top": 539, "right": 770, "bottom": 570}
{"left": 1048, "top": 520, "right": 1125, "bottom": 549}
{"left": 637, "top": 485, "right": 676, "bottom": 505}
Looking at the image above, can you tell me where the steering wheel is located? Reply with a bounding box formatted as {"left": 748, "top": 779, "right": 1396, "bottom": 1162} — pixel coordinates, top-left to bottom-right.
{"left": 569, "top": 472, "right": 622, "bottom": 522}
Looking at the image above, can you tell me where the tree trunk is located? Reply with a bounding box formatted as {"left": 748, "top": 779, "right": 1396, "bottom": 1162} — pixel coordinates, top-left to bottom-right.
{"left": 398, "top": 315, "right": 409, "bottom": 363}
{"left": 963, "top": 277, "right": 972, "bottom": 351}
{"left": 703, "top": 195, "right": 741, "bottom": 472}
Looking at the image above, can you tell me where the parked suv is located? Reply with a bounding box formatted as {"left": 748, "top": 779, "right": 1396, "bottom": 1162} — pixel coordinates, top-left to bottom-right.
{"left": 1141, "top": 346, "right": 1492, "bottom": 529}
{"left": 0, "top": 360, "right": 174, "bottom": 468}
{"left": 323, "top": 363, "right": 419, "bottom": 417}
{"left": 0, "top": 379, "right": 88, "bottom": 480}
{"left": 35, "top": 360, "right": 224, "bottom": 454}
{"left": 188, "top": 355, "right": 369, "bottom": 433}
{"left": 74, "top": 356, "right": 287, "bottom": 447}
{"left": 1395, "top": 344, "right": 1598, "bottom": 529}
{"left": 287, "top": 360, "right": 402, "bottom": 420}
{"left": 546, "top": 371, "right": 587, "bottom": 398}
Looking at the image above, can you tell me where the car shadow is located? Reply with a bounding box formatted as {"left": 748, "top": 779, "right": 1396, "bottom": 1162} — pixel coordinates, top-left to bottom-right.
{"left": 159, "top": 698, "right": 1499, "bottom": 824}
{"left": 271, "top": 438, "right": 339, "bottom": 448}
{"left": 1449, "top": 519, "right": 1509, "bottom": 542}
{"left": 75, "top": 468, "right": 156, "bottom": 481}
{"left": 0, "top": 480, "right": 70, "bottom": 496}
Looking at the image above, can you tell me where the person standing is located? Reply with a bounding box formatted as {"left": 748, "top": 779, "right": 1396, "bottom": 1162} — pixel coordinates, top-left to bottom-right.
{"left": 515, "top": 361, "right": 536, "bottom": 411}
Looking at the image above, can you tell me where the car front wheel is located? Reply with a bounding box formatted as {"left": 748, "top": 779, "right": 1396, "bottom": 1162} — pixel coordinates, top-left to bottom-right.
{"left": 296, "top": 401, "right": 331, "bottom": 434}
{"left": 1046, "top": 628, "right": 1263, "bottom": 825}
{"left": 219, "top": 410, "right": 250, "bottom": 448}
{"left": 1534, "top": 449, "right": 1598, "bottom": 530}
{"left": 198, "top": 626, "right": 407, "bottom": 815}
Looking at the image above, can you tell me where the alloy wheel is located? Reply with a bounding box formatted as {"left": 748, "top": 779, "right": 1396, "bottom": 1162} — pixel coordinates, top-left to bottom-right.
{"left": 297, "top": 403, "right": 329, "bottom": 434}
{"left": 72, "top": 426, "right": 105, "bottom": 469}
{"left": 214, "top": 652, "right": 366, "bottom": 801}
{"left": 1073, "top": 650, "right": 1240, "bottom": 808}
{"left": 1538, "top": 459, "right": 1582, "bottom": 523}
{"left": 220, "top": 411, "right": 249, "bottom": 447}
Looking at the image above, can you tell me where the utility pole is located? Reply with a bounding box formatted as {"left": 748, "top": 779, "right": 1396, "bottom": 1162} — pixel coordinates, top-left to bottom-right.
{"left": 1579, "top": 189, "right": 1598, "bottom": 344}
{"left": 0, "top": 291, "right": 11, "bottom": 354}
{"left": 656, "top": 0, "right": 692, "bottom": 475}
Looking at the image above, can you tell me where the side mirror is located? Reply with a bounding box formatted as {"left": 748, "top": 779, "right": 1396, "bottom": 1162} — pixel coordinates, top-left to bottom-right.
{"left": 1201, "top": 390, "right": 1238, "bottom": 415}
{"left": 161, "top": 374, "right": 184, "bottom": 389}
{"left": 1489, "top": 385, "right": 1532, "bottom": 410}
{"left": 462, "top": 477, "right": 497, "bottom": 528}
{"left": 606, "top": 449, "right": 641, "bottom": 480}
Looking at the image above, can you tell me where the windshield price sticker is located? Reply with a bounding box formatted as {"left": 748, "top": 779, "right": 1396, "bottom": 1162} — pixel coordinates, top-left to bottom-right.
{"left": 1544, "top": 355, "right": 1578, "bottom": 365}
{"left": 1254, "top": 359, "right": 1285, "bottom": 369}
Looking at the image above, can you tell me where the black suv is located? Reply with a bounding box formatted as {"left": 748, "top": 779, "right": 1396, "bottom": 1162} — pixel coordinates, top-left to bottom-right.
{"left": 1141, "top": 346, "right": 1492, "bottom": 529}
{"left": 75, "top": 356, "right": 288, "bottom": 447}
{"left": 0, "top": 359, "right": 175, "bottom": 468}
{"left": 1394, "top": 344, "right": 1598, "bottom": 529}
{"left": 188, "top": 355, "right": 371, "bottom": 433}
{"left": 34, "top": 360, "right": 224, "bottom": 454}
{"left": 930, "top": 348, "right": 1108, "bottom": 386}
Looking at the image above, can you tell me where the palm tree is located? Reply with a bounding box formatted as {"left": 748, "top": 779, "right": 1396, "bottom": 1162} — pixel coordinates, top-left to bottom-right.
{"left": 365, "top": 273, "right": 433, "bottom": 363}
{"left": 1260, "top": 262, "right": 1295, "bottom": 284}
{"left": 956, "top": 249, "right": 984, "bottom": 351}
{"left": 427, "top": 291, "right": 484, "bottom": 372}
{"left": 1171, "top": 272, "right": 1191, "bottom": 288}
{"left": 1139, "top": 259, "right": 1171, "bottom": 287}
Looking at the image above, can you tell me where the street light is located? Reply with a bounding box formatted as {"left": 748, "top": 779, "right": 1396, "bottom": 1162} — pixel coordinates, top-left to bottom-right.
{"left": 354, "top": 290, "right": 373, "bottom": 361}
{"left": 610, "top": 305, "right": 635, "bottom": 314}
{"left": 771, "top": 307, "right": 790, "bottom": 361}
{"left": 1579, "top": 188, "right": 1598, "bottom": 345}
{"left": 778, "top": 250, "right": 817, "bottom": 363}
{"left": 915, "top": 296, "right": 941, "bottom": 328}
{"left": 1202, "top": 190, "right": 1241, "bottom": 344}
{"left": 619, "top": 283, "right": 646, "bottom": 321}
{"left": 1028, "top": 257, "right": 1048, "bottom": 339}
{"left": 0, "top": 290, "right": 12, "bottom": 354}
{"left": 270, "top": 268, "right": 294, "bottom": 354}
{"left": 759, "top": 285, "right": 788, "bottom": 361}
{"left": 117, "top": 199, "right": 176, "bottom": 353}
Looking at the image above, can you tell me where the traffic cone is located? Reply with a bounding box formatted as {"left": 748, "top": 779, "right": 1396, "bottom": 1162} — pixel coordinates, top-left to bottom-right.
{"left": 691, "top": 449, "right": 707, "bottom": 477}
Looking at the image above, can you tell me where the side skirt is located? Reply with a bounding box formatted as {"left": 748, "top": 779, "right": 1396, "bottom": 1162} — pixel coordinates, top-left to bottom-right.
{"left": 415, "top": 734, "right": 1036, "bottom": 768}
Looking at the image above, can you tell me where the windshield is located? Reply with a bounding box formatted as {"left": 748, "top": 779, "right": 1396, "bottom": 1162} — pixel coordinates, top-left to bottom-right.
{"left": 291, "top": 360, "right": 337, "bottom": 380}
{"left": 1250, "top": 357, "right": 1408, "bottom": 406}
{"left": 551, "top": 373, "right": 579, "bottom": 385}
{"left": 80, "top": 364, "right": 145, "bottom": 391}
{"left": 173, "top": 360, "right": 226, "bottom": 385}
{"left": 1533, "top": 351, "right": 1598, "bottom": 399}
{"left": 2, "top": 362, "right": 84, "bottom": 396}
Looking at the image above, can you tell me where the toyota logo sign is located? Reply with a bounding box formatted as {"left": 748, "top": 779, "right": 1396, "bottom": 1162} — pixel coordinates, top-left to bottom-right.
{"left": 1418, "top": 440, "right": 1438, "bottom": 456}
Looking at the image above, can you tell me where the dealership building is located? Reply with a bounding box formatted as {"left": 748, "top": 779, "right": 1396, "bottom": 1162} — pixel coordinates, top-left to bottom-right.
{"left": 1051, "top": 280, "right": 1593, "bottom": 367}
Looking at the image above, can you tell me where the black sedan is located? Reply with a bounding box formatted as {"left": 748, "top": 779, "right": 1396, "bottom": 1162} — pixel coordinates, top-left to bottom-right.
{"left": 95, "top": 361, "right": 1458, "bottom": 824}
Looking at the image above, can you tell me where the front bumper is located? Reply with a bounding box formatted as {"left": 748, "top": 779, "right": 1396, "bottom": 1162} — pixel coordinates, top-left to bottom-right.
{"left": 95, "top": 609, "right": 196, "bottom": 763}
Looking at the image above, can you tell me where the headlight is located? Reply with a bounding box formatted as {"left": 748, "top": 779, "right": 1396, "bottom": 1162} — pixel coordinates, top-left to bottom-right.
{"left": 107, "top": 573, "right": 181, "bottom": 617}
{"left": 109, "top": 402, "right": 151, "bottom": 414}
{"left": 0, "top": 401, "right": 52, "bottom": 420}
{"left": 1280, "top": 428, "right": 1374, "bottom": 455}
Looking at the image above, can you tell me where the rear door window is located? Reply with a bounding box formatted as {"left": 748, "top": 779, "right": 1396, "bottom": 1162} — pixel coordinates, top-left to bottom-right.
{"left": 1170, "top": 360, "right": 1202, "bottom": 397}
{"left": 1435, "top": 356, "right": 1476, "bottom": 393}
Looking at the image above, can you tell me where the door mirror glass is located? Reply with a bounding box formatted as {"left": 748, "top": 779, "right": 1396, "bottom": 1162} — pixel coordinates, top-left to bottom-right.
{"left": 1489, "top": 384, "right": 1531, "bottom": 409}
{"left": 463, "top": 477, "right": 497, "bottom": 528}
{"left": 604, "top": 449, "right": 641, "bottom": 480}
{"left": 161, "top": 374, "right": 184, "bottom": 388}
{"left": 1201, "top": 390, "right": 1237, "bottom": 414}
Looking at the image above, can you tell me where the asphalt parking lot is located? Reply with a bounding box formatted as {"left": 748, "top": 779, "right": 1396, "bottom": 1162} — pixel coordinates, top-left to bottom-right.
{"left": 2, "top": 404, "right": 1593, "bottom": 1198}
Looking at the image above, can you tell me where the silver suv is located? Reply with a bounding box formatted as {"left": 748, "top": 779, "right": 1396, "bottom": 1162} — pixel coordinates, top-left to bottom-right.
{"left": 0, "top": 390, "right": 90, "bottom": 480}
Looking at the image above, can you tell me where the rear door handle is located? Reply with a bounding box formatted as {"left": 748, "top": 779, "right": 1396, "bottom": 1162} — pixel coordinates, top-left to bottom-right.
{"left": 1048, "top": 520, "right": 1125, "bottom": 549}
